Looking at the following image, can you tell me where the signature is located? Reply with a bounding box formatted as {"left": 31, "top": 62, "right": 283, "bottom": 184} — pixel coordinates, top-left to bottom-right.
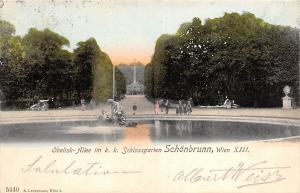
{"left": 21, "top": 156, "right": 142, "bottom": 176}
{"left": 172, "top": 161, "right": 290, "bottom": 189}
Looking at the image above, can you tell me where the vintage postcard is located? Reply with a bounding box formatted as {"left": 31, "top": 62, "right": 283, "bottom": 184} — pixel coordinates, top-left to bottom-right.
{"left": 0, "top": 0, "right": 299, "bottom": 192}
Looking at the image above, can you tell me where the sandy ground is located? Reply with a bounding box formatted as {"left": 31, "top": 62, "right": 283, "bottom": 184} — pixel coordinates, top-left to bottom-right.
{"left": 0, "top": 95, "right": 299, "bottom": 123}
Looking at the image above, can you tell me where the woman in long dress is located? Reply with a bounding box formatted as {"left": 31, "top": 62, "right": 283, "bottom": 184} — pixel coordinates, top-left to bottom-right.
{"left": 187, "top": 100, "right": 192, "bottom": 115}
{"left": 155, "top": 100, "right": 160, "bottom": 115}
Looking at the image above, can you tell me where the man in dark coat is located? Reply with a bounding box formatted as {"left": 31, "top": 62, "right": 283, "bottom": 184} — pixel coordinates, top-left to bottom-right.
{"left": 165, "top": 100, "right": 170, "bottom": 114}
{"left": 178, "top": 100, "right": 183, "bottom": 115}
{"left": 133, "top": 103, "right": 137, "bottom": 115}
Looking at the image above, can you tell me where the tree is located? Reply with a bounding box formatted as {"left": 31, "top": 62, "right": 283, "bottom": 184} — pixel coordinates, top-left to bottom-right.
{"left": 73, "top": 38, "right": 97, "bottom": 101}
{"left": 0, "top": 21, "right": 126, "bottom": 108}
{"left": 115, "top": 66, "right": 126, "bottom": 99}
{"left": 144, "top": 62, "right": 154, "bottom": 98}
{"left": 73, "top": 38, "right": 125, "bottom": 103}
{"left": 92, "top": 50, "right": 113, "bottom": 102}
{"left": 0, "top": 21, "right": 26, "bottom": 108}
{"left": 144, "top": 12, "right": 300, "bottom": 107}
{"left": 22, "top": 28, "right": 71, "bottom": 106}
{"left": 0, "top": 20, "right": 15, "bottom": 37}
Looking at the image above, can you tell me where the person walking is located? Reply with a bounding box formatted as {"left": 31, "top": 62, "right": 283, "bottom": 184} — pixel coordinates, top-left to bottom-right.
{"left": 80, "top": 98, "right": 85, "bottom": 111}
{"left": 183, "top": 102, "right": 187, "bottom": 115}
{"left": 178, "top": 100, "right": 183, "bottom": 115}
{"left": 155, "top": 100, "right": 160, "bottom": 115}
{"left": 165, "top": 99, "right": 170, "bottom": 114}
{"left": 187, "top": 100, "right": 192, "bottom": 115}
{"left": 159, "top": 99, "right": 164, "bottom": 113}
{"left": 133, "top": 103, "right": 137, "bottom": 115}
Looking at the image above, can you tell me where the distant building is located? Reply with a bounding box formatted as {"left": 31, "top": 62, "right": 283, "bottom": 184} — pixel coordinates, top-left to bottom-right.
{"left": 126, "top": 65, "right": 144, "bottom": 94}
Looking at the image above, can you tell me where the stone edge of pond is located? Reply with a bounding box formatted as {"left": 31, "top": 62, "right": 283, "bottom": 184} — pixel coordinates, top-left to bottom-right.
{"left": 1, "top": 115, "right": 300, "bottom": 127}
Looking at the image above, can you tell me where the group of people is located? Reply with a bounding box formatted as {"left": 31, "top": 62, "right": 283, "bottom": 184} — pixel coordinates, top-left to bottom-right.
{"left": 154, "top": 99, "right": 170, "bottom": 114}
{"left": 176, "top": 100, "right": 192, "bottom": 115}
{"left": 154, "top": 99, "right": 192, "bottom": 115}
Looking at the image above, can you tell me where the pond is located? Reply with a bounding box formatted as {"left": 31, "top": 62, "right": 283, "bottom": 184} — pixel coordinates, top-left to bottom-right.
{"left": 0, "top": 120, "right": 299, "bottom": 143}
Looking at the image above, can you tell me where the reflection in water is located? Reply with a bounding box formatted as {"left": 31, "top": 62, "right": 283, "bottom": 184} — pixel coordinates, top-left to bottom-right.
{"left": 154, "top": 120, "right": 161, "bottom": 137}
{"left": 0, "top": 120, "right": 299, "bottom": 143}
{"left": 175, "top": 120, "right": 192, "bottom": 137}
{"left": 122, "top": 124, "right": 151, "bottom": 145}
{"left": 165, "top": 121, "right": 170, "bottom": 137}
{"left": 63, "top": 125, "right": 123, "bottom": 142}
{"left": 0, "top": 121, "right": 124, "bottom": 143}
{"left": 150, "top": 120, "right": 300, "bottom": 142}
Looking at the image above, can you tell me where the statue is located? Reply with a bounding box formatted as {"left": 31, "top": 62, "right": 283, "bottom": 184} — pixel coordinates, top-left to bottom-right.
{"left": 101, "top": 99, "right": 127, "bottom": 126}
{"left": 283, "top": 85, "right": 291, "bottom": 97}
{"left": 282, "top": 85, "right": 292, "bottom": 109}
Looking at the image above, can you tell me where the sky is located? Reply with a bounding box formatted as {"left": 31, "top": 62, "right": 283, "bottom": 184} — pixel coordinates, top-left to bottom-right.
{"left": 0, "top": 0, "right": 299, "bottom": 65}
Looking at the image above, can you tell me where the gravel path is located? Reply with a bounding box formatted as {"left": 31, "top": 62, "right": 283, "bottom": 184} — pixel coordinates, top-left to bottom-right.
{"left": 0, "top": 95, "right": 299, "bottom": 124}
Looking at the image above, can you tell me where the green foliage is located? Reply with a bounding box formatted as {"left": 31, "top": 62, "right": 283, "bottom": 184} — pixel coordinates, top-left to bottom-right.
{"left": 92, "top": 47, "right": 113, "bottom": 102}
{"left": 115, "top": 66, "right": 126, "bottom": 99}
{"left": 0, "top": 21, "right": 26, "bottom": 107}
{"left": 73, "top": 38, "right": 125, "bottom": 103}
{"left": 144, "top": 62, "right": 154, "bottom": 98}
{"left": 0, "top": 21, "right": 126, "bottom": 108}
{"left": 73, "top": 38, "right": 99, "bottom": 101}
{"left": 20, "top": 28, "right": 72, "bottom": 106}
{"left": 0, "top": 20, "right": 15, "bottom": 37}
{"left": 144, "top": 12, "right": 300, "bottom": 107}
{"left": 151, "top": 34, "right": 175, "bottom": 97}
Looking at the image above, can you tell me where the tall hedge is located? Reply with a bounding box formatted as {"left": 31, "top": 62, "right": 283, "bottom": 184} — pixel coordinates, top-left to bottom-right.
{"left": 144, "top": 12, "right": 299, "bottom": 107}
